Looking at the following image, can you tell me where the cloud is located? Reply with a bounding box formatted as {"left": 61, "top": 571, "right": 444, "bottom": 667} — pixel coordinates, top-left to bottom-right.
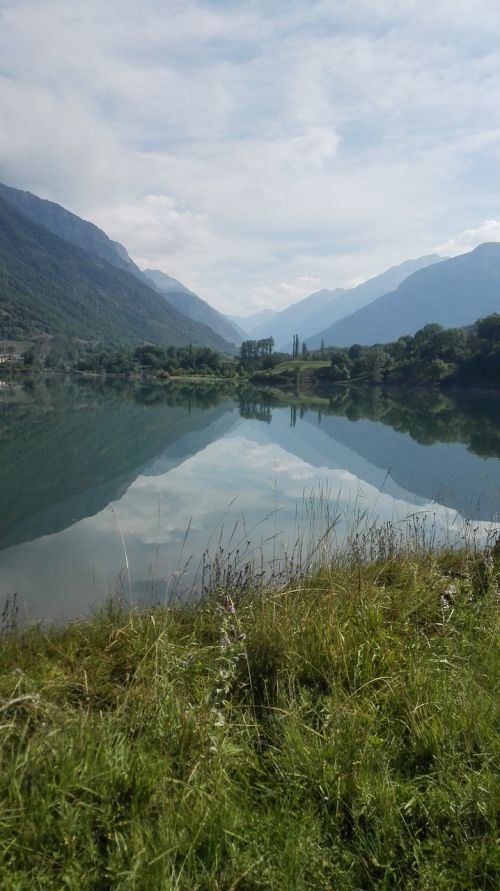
{"left": 435, "top": 220, "right": 500, "bottom": 257}
{"left": 92, "top": 194, "right": 211, "bottom": 266}
{"left": 0, "top": 78, "right": 133, "bottom": 206}
{"left": 1, "top": 0, "right": 500, "bottom": 311}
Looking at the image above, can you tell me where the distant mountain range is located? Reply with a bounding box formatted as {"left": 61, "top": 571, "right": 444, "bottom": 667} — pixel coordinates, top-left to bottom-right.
{"left": 2, "top": 179, "right": 500, "bottom": 356}
{"left": 143, "top": 268, "right": 242, "bottom": 346}
{"left": 308, "top": 243, "right": 500, "bottom": 348}
{"left": 0, "top": 182, "right": 238, "bottom": 351}
{"left": 227, "top": 308, "right": 277, "bottom": 338}
{"left": 251, "top": 255, "right": 443, "bottom": 349}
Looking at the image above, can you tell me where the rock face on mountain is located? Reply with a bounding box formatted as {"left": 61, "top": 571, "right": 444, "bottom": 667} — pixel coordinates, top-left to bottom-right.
{"left": 143, "top": 269, "right": 242, "bottom": 346}
{"left": 0, "top": 194, "right": 234, "bottom": 351}
{"left": 252, "top": 255, "right": 443, "bottom": 349}
{"left": 308, "top": 243, "right": 500, "bottom": 347}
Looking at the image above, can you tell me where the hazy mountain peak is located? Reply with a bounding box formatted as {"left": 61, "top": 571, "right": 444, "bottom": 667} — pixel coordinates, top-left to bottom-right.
{"left": 253, "top": 254, "right": 443, "bottom": 350}
{"left": 227, "top": 308, "right": 278, "bottom": 338}
{"left": 308, "top": 242, "right": 500, "bottom": 348}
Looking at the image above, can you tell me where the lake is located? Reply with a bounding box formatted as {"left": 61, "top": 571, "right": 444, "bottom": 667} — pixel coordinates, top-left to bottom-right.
{"left": 1, "top": 377, "right": 500, "bottom": 621}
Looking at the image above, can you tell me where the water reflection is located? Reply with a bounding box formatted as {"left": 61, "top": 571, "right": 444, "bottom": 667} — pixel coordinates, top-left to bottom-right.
{"left": 1, "top": 378, "right": 500, "bottom": 619}
{"left": 0, "top": 378, "right": 239, "bottom": 550}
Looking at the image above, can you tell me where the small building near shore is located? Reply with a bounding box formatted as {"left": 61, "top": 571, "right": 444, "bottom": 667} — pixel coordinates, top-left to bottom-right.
{"left": 0, "top": 353, "right": 22, "bottom": 364}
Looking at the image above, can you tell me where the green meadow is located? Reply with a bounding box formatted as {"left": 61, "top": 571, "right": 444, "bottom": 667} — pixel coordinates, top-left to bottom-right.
{"left": 0, "top": 545, "right": 498, "bottom": 890}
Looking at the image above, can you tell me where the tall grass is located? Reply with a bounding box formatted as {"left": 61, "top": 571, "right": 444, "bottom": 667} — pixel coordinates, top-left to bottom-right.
{"left": 167, "top": 485, "right": 495, "bottom": 606}
{"left": 0, "top": 531, "right": 498, "bottom": 888}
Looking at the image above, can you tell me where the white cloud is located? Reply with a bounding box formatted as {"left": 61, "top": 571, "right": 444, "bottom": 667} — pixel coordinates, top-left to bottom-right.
{"left": 0, "top": 78, "right": 132, "bottom": 206}
{"left": 435, "top": 220, "right": 500, "bottom": 257}
{"left": 92, "top": 194, "right": 211, "bottom": 267}
{"left": 1, "top": 0, "right": 500, "bottom": 311}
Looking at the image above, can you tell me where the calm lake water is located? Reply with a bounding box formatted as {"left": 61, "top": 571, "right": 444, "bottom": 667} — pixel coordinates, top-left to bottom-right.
{"left": 1, "top": 377, "right": 500, "bottom": 621}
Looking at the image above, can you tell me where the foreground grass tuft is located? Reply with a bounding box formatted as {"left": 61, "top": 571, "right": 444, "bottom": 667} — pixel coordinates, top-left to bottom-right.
{"left": 0, "top": 550, "right": 498, "bottom": 889}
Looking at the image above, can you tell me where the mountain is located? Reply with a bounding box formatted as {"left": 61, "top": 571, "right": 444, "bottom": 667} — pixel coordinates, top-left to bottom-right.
{"left": 227, "top": 308, "right": 277, "bottom": 338}
{"left": 308, "top": 243, "right": 500, "bottom": 348}
{"left": 252, "top": 255, "right": 443, "bottom": 349}
{"left": 0, "top": 181, "right": 143, "bottom": 279}
{"left": 142, "top": 269, "right": 194, "bottom": 296}
{"left": 251, "top": 288, "right": 346, "bottom": 347}
{"left": 143, "top": 268, "right": 242, "bottom": 346}
{"left": 0, "top": 194, "right": 235, "bottom": 351}
{"left": 0, "top": 181, "right": 239, "bottom": 349}
{"left": 225, "top": 317, "right": 248, "bottom": 340}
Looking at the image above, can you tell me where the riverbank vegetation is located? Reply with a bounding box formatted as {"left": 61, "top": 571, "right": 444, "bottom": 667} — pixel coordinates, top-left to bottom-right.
{"left": 326, "top": 314, "right": 500, "bottom": 387}
{"left": 73, "top": 311, "right": 500, "bottom": 388}
{"left": 248, "top": 314, "right": 500, "bottom": 390}
{"left": 2, "top": 313, "right": 500, "bottom": 392}
{"left": 2, "top": 312, "right": 500, "bottom": 390}
{"left": 77, "top": 343, "right": 241, "bottom": 378}
{"left": 0, "top": 543, "right": 498, "bottom": 889}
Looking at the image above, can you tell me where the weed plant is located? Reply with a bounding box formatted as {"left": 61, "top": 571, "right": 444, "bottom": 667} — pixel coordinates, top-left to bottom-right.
{"left": 0, "top": 533, "right": 498, "bottom": 888}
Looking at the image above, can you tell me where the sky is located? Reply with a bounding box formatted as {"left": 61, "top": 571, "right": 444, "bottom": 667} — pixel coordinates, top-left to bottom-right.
{"left": 1, "top": 0, "right": 500, "bottom": 315}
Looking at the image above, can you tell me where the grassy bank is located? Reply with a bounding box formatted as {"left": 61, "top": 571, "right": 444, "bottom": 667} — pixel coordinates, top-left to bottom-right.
{"left": 250, "top": 358, "right": 331, "bottom": 390}
{"left": 0, "top": 549, "right": 498, "bottom": 889}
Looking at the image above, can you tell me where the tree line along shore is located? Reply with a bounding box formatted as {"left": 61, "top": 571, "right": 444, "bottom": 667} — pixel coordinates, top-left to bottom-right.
{"left": 2, "top": 312, "right": 500, "bottom": 390}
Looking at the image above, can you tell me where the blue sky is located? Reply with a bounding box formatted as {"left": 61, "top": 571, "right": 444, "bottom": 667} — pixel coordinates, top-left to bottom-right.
{"left": 1, "top": 0, "right": 500, "bottom": 313}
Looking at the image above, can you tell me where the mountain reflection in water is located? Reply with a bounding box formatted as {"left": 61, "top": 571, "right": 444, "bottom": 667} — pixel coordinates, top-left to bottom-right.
{"left": 1, "top": 378, "right": 500, "bottom": 619}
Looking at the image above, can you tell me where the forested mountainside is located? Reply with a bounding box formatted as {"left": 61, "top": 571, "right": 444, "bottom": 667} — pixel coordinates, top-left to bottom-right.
{"left": 0, "top": 181, "right": 240, "bottom": 350}
{"left": 0, "top": 195, "right": 234, "bottom": 352}
{"left": 143, "top": 268, "right": 242, "bottom": 346}
{"left": 0, "top": 181, "right": 142, "bottom": 279}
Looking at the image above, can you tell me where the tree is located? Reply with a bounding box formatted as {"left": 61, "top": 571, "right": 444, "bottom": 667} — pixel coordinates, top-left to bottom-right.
{"left": 357, "top": 346, "right": 392, "bottom": 384}
{"left": 477, "top": 314, "right": 500, "bottom": 342}
{"left": 425, "top": 358, "right": 449, "bottom": 385}
{"left": 239, "top": 337, "right": 275, "bottom": 369}
{"left": 330, "top": 348, "right": 351, "bottom": 381}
